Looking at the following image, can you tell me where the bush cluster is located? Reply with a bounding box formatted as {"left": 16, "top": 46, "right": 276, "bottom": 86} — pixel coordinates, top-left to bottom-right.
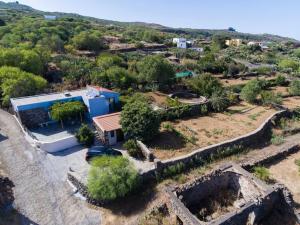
{"left": 87, "top": 156, "right": 140, "bottom": 201}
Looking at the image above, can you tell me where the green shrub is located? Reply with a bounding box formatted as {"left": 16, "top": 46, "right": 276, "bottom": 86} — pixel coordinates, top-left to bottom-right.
{"left": 240, "top": 79, "right": 262, "bottom": 103}
{"left": 271, "top": 134, "right": 285, "bottom": 146}
{"left": 260, "top": 91, "right": 282, "bottom": 106}
{"left": 165, "top": 97, "right": 183, "bottom": 108}
{"left": 275, "top": 74, "right": 287, "bottom": 86}
{"left": 124, "top": 139, "right": 141, "bottom": 158}
{"left": 162, "top": 122, "right": 174, "bottom": 131}
{"left": 229, "top": 84, "right": 245, "bottom": 93}
{"left": 87, "top": 156, "right": 140, "bottom": 201}
{"left": 252, "top": 66, "right": 273, "bottom": 75}
{"left": 253, "top": 166, "right": 271, "bottom": 182}
{"left": 210, "top": 91, "right": 230, "bottom": 112}
{"left": 278, "top": 59, "right": 299, "bottom": 72}
{"left": 75, "top": 124, "right": 95, "bottom": 147}
{"left": 186, "top": 73, "right": 224, "bottom": 97}
{"left": 289, "top": 80, "right": 300, "bottom": 96}
{"left": 121, "top": 97, "right": 160, "bottom": 141}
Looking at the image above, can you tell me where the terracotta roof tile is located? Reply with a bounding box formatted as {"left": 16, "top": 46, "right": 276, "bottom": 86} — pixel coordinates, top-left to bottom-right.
{"left": 93, "top": 112, "right": 121, "bottom": 132}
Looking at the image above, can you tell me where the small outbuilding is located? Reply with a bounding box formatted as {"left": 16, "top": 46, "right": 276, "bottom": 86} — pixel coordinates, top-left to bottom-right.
{"left": 93, "top": 112, "right": 124, "bottom": 146}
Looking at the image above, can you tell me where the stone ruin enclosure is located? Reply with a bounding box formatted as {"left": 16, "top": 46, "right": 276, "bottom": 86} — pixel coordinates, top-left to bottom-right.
{"left": 165, "top": 163, "right": 299, "bottom": 225}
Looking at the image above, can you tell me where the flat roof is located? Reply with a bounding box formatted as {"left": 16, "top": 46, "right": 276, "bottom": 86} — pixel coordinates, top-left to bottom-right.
{"left": 93, "top": 112, "right": 121, "bottom": 132}
{"left": 10, "top": 89, "right": 87, "bottom": 108}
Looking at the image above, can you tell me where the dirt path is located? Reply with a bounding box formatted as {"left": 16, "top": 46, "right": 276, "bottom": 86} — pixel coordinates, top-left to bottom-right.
{"left": 0, "top": 110, "right": 101, "bottom": 225}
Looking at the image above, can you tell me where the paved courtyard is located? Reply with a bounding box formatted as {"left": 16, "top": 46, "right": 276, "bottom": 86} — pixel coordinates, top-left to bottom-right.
{"left": 0, "top": 109, "right": 101, "bottom": 225}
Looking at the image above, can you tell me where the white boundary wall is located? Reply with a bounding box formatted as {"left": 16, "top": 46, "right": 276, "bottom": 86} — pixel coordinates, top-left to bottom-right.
{"left": 13, "top": 115, "right": 80, "bottom": 153}
{"left": 35, "top": 136, "right": 80, "bottom": 153}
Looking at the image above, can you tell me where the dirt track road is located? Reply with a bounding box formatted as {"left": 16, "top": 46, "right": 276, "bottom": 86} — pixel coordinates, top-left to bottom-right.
{"left": 0, "top": 109, "right": 101, "bottom": 225}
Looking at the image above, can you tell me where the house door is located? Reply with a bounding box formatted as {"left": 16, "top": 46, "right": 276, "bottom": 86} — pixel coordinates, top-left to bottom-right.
{"left": 116, "top": 129, "right": 124, "bottom": 142}
{"left": 108, "top": 130, "right": 117, "bottom": 145}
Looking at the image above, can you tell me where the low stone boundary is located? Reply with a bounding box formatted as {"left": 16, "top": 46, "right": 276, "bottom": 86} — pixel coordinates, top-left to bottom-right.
{"left": 137, "top": 140, "right": 154, "bottom": 162}
{"left": 68, "top": 172, "right": 108, "bottom": 207}
{"left": 241, "top": 142, "right": 300, "bottom": 170}
{"left": 153, "top": 110, "right": 288, "bottom": 173}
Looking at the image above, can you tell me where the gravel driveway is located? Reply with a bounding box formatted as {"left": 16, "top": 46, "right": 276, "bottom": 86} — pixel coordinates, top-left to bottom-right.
{"left": 0, "top": 109, "right": 101, "bottom": 225}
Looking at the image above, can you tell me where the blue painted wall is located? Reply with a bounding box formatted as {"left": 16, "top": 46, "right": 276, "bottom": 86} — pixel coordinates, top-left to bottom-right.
{"left": 15, "top": 89, "right": 120, "bottom": 120}
{"left": 17, "top": 96, "right": 83, "bottom": 111}
{"left": 88, "top": 97, "right": 109, "bottom": 118}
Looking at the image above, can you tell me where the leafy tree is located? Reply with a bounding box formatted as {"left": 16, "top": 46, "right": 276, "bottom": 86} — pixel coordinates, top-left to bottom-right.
{"left": 50, "top": 101, "right": 86, "bottom": 128}
{"left": 87, "top": 156, "right": 140, "bottom": 201}
{"left": 198, "top": 54, "right": 227, "bottom": 74}
{"left": 37, "top": 35, "right": 64, "bottom": 52}
{"left": 72, "top": 31, "right": 107, "bottom": 51}
{"left": 186, "top": 73, "right": 223, "bottom": 97}
{"left": 56, "top": 55, "right": 95, "bottom": 85}
{"left": 96, "top": 53, "right": 125, "bottom": 70}
{"left": 137, "top": 55, "right": 175, "bottom": 86}
{"left": 0, "top": 66, "right": 47, "bottom": 106}
{"left": 240, "top": 79, "right": 262, "bottom": 103}
{"left": 0, "top": 48, "right": 46, "bottom": 74}
{"left": 19, "top": 49, "right": 44, "bottom": 74}
{"left": 121, "top": 96, "right": 160, "bottom": 141}
{"left": 91, "top": 66, "right": 135, "bottom": 89}
{"left": 76, "top": 124, "right": 95, "bottom": 147}
{"left": 278, "top": 59, "right": 299, "bottom": 72}
{"left": 289, "top": 80, "right": 300, "bottom": 96}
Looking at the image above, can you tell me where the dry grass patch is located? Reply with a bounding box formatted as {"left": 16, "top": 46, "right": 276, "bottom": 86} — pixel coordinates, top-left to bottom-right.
{"left": 268, "top": 151, "right": 300, "bottom": 205}
{"left": 282, "top": 96, "right": 300, "bottom": 110}
{"left": 150, "top": 102, "right": 276, "bottom": 160}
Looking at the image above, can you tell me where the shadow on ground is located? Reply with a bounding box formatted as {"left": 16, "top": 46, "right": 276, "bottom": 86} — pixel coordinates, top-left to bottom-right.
{"left": 0, "top": 134, "right": 8, "bottom": 142}
{"left": 102, "top": 181, "right": 158, "bottom": 217}
{"left": 0, "top": 176, "right": 39, "bottom": 225}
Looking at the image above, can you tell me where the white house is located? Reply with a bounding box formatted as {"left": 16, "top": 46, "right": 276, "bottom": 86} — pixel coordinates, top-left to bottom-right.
{"left": 247, "top": 41, "right": 270, "bottom": 50}
{"left": 173, "top": 38, "right": 187, "bottom": 49}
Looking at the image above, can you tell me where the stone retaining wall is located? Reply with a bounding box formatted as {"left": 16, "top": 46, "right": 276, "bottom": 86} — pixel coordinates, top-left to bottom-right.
{"left": 165, "top": 164, "right": 299, "bottom": 225}
{"left": 68, "top": 173, "right": 107, "bottom": 207}
{"left": 241, "top": 142, "right": 300, "bottom": 170}
{"left": 140, "top": 110, "right": 289, "bottom": 180}
{"left": 137, "top": 140, "right": 154, "bottom": 162}
{"left": 18, "top": 107, "right": 49, "bottom": 128}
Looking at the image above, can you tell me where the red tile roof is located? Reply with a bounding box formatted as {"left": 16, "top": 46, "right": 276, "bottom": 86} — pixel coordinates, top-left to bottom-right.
{"left": 93, "top": 112, "right": 121, "bottom": 132}
{"left": 88, "top": 85, "right": 118, "bottom": 93}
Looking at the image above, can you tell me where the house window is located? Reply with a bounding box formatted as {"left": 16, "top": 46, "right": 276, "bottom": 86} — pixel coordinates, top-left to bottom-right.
{"left": 110, "top": 131, "right": 115, "bottom": 137}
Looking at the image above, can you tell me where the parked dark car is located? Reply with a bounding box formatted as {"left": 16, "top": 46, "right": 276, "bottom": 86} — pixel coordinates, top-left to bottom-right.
{"left": 85, "top": 146, "right": 122, "bottom": 161}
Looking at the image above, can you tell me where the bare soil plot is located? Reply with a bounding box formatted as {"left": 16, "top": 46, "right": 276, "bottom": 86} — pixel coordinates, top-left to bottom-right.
{"left": 151, "top": 102, "right": 277, "bottom": 160}
{"left": 219, "top": 75, "right": 276, "bottom": 87}
{"left": 144, "top": 92, "right": 168, "bottom": 107}
{"left": 268, "top": 151, "right": 300, "bottom": 205}
{"left": 270, "top": 86, "right": 290, "bottom": 96}
{"left": 282, "top": 96, "right": 300, "bottom": 110}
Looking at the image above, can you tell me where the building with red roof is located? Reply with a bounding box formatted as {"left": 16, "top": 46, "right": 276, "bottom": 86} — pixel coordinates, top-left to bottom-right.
{"left": 93, "top": 112, "right": 124, "bottom": 146}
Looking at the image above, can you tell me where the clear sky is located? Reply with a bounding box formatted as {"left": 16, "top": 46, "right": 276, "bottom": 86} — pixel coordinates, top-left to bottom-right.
{"left": 4, "top": 0, "right": 300, "bottom": 40}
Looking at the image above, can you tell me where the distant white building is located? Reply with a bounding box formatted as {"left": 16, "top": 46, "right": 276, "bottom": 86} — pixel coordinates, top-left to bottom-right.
{"left": 173, "top": 38, "right": 187, "bottom": 49}
{"left": 247, "top": 41, "right": 270, "bottom": 50}
{"left": 190, "top": 47, "right": 204, "bottom": 53}
{"left": 44, "top": 15, "right": 57, "bottom": 20}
